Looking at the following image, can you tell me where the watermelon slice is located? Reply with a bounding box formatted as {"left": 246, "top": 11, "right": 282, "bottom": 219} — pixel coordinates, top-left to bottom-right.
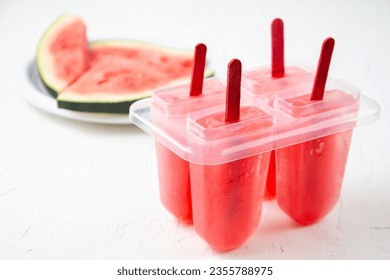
{"left": 58, "top": 40, "right": 197, "bottom": 113}
{"left": 36, "top": 14, "right": 89, "bottom": 97}
{"left": 36, "top": 14, "right": 212, "bottom": 114}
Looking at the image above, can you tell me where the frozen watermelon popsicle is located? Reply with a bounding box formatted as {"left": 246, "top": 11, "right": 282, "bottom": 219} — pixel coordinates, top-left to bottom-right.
{"left": 151, "top": 43, "right": 225, "bottom": 223}
{"left": 189, "top": 59, "right": 272, "bottom": 251}
{"left": 276, "top": 38, "right": 359, "bottom": 225}
{"left": 242, "top": 18, "right": 314, "bottom": 200}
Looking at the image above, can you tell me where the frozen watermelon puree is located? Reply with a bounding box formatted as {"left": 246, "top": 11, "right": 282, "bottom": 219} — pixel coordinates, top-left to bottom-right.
{"left": 151, "top": 79, "right": 225, "bottom": 223}
{"left": 264, "top": 152, "right": 276, "bottom": 199}
{"left": 242, "top": 65, "right": 313, "bottom": 200}
{"left": 63, "top": 53, "right": 193, "bottom": 95}
{"left": 189, "top": 106, "right": 271, "bottom": 251}
{"left": 49, "top": 20, "right": 89, "bottom": 84}
{"left": 190, "top": 153, "right": 270, "bottom": 251}
{"left": 152, "top": 100, "right": 193, "bottom": 222}
{"left": 155, "top": 142, "right": 192, "bottom": 222}
{"left": 276, "top": 90, "right": 358, "bottom": 225}
{"left": 152, "top": 98, "right": 193, "bottom": 223}
{"left": 276, "top": 130, "right": 353, "bottom": 225}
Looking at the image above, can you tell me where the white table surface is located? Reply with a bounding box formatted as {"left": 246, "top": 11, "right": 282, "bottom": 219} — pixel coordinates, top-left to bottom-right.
{"left": 0, "top": 0, "right": 389, "bottom": 260}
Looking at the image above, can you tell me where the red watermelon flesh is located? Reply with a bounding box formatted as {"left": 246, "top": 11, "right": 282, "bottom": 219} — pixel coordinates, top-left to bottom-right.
{"left": 57, "top": 41, "right": 196, "bottom": 113}
{"left": 36, "top": 14, "right": 89, "bottom": 96}
{"left": 50, "top": 20, "right": 89, "bottom": 83}
{"left": 75, "top": 44, "right": 194, "bottom": 94}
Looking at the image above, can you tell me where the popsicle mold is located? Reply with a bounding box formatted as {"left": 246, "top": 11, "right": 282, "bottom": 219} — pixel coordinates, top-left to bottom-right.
{"left": 130, "top": 68, "right": 380, "bottom": 251}
{"left": 131, "top": 77, "right": 379, "bottom": 166}
{"left": 151, "top": 78, "right": 226, "bottom": 223}
{"left": 241, "top": 60, "right": 315, "bottom": 200}
{"left": 274, "top": 81, "right": 359, "bottom": 225}
{"left": 188, "top": 105, "right": 272, "bottom": 251}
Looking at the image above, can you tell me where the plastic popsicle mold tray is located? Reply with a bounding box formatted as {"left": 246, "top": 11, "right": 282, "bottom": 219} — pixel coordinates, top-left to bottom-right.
{"left": 130, "top": 77, "right": 380, "bottom": 166}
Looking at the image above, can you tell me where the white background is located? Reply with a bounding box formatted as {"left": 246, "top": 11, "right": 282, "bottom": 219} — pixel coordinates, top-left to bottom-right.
{"left": 0, "top": 0, "right": 389, "bottom": 260}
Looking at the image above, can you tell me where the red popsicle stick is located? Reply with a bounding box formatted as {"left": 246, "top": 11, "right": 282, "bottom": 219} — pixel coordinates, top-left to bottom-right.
{"left": 271, "top": 18, "right": 285, "bottom": 78}
{"left": 225, "top": 59, "right": 242, "bottom": 123}
{"left": 311, "top": 37, "right": 335, "bottom": 101}
{"left": 189, "top": 43, "right": 207, "bottom": 96}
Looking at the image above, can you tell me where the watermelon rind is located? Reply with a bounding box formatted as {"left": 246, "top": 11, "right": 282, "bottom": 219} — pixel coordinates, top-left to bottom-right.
{"left": 57, "top": 93, "right": 151, "bottom": 114}
{"left": 36, "top": 16, "right": 214, "bottom": 114}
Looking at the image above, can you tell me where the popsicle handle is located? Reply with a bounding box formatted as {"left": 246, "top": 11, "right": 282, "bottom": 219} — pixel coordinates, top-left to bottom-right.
{"left": 225, "top": 59, "right": 242, "bottom": 123}
{"left": 271, "top": 18, "right": 285, "bottom": 78}
{"left": 189, "top": 43, "right": 207, "bottom": 97}
{"left": 311, "top": 37, "right": 335, "bottom": 101}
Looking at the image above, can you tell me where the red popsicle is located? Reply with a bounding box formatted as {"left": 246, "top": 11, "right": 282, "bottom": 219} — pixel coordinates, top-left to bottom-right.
{"left": 154, "top": 43, "right": 208, "bottom": 223}
{"left": 190, "top": 59, "right": 271, "bottom": 251}
{"left": 276, "top": 37, "right": 356, "bottom": 224}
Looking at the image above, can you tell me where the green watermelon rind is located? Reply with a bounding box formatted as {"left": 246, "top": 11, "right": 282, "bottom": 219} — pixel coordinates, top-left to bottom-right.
{"left": 37, "top": 17, "right": 215, "bottom": 114}
{"left": 36, "top": 13, "right": 85, "bottom": 97}
{"left": 57, "top": 98, "right": 147, "bottom": 114}
{"left": 56, "top": 39, "right": 214, "bottom": 114}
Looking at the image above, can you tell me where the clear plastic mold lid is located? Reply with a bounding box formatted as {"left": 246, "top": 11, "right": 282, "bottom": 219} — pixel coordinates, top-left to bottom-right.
{"left": 241, "top": 60, "right": 315, "bottom": 104}
{"left": 130, "top": 77, "right": 380, "bottom": 165}
{"left": 152, "top": 78, "right": 226, "bottom": 116}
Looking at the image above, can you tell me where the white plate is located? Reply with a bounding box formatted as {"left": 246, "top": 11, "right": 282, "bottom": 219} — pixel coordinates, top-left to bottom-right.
{"left": 21, "top": 59, "right": 132, "bottom": 125}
